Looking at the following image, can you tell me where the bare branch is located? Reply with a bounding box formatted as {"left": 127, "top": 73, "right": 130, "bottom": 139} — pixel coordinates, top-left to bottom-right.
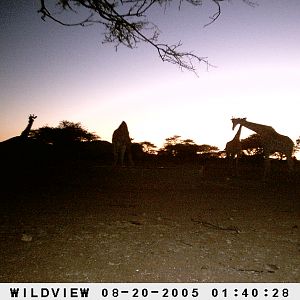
{"left": 204, "top": 0, "right": 222, "bottom": 28}
{"left": 204, "top": 0, "right": 258, "bottom": 27}
{"left": 37, "top": 0, "right": 254, "bottom": 73}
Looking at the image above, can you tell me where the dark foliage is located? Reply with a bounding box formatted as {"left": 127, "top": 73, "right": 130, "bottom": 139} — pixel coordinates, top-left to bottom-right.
{"left": 241, "top": 133, "right": 263, "bottom": 156}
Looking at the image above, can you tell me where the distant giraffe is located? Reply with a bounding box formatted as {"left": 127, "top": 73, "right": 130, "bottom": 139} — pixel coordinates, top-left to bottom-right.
{"left": 0, "top": 114, "right": 38, "bottom": 163}
{"left": 112, "top": 121, "right": 133, "bottom": 166}
{"left": 231, "top": 118, "right": 294, "bottom": 179}
{"left": 225, "top": 124, "right": 242, "bottom": 176}
{"left": 20, "top": 114, "right": 37, "bottom": 138}
{"left": 225, "top": 124, "right": 243, "bottom": 159}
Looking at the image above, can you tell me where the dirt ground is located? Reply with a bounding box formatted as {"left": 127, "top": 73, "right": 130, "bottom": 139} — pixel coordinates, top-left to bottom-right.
{"left": 0, "top": 161, "right": 299, "bottom": 283}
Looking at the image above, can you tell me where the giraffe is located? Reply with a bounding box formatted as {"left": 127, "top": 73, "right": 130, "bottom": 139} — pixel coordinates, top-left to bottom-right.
{"left": 225, "top": 124, "right": 243, "bottom": 159}
{"left": 112, "top": 121, "right": 133, "bottom": 166}
{"left": 231, "top": 118, "right": 294, "bottom": 179}
{"left": 20, "top": 114, "right": 37, "bottom": 138}
{"left": 225, "top": 124, "right": 243, "bottom": 176}
{"left": 0, "top": 114, "right": 38, "bottom": 163}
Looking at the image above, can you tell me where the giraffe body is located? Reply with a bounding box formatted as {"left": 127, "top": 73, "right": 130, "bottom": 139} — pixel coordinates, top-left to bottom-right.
{"left": 225, "top": 124, "right": 242, "bottom": 176}
{"left": 112, "top": 121, "right": 133, "bottom": 166}
{"left": 225, "top": 124, "right": 242, "bottom": 159}
{"left": 231, "top": 118, "right": 294, "bottom": 179}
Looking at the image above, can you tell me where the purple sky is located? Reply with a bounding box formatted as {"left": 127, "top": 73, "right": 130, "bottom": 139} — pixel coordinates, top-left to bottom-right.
{"left": 1, "top": 1, "right": 300, "bottom": 155}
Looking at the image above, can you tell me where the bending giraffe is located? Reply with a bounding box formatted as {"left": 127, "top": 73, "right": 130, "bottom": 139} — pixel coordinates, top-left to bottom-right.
{"left": 225, "top": 124, "right": 243, "bottom": 159}
{"left": 20, "top": 114, "right": 37, "bottom": 138}
{"left": 112, "top": 121, "right": 133, "bottom": 166}
{"left": 225, "top": 124, "right": 243, "bottom": 176}
{"left": 231, "top": 118, "right": 294, "bottom": 179}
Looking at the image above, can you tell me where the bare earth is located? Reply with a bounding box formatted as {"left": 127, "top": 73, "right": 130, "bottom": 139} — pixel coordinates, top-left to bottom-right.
{"left": 0, "top": 161, "right": 299, "bottom": 282}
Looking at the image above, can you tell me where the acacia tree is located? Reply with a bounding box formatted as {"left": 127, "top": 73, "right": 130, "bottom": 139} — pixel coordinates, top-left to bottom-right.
{"left": 197, "top": 144, "right": 218, "bottom": 153}
{"left": 241, "top": 133, "right": 263, "bottom": 156}
{"left": 31, "top": 120, "right": 99, "bottom": 145}
{"left": 140, "top": 141, "right": 157, "bottom": 154}
{"left": 38, "top": 0, "right": 256, "bottom": 72}
{"left": 159, "top": 135, "right": 218, "bottom": 158}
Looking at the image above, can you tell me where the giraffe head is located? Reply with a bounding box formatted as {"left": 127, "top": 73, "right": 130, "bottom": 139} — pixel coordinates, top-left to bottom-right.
{"left": 231, "top": 117, "right": 246, "bottom": 130}
{"left": 29, "top": 114, "right": 37, "bottom": 122}
{"left": 119, "top": 121, "right": 128, "bottom": 131}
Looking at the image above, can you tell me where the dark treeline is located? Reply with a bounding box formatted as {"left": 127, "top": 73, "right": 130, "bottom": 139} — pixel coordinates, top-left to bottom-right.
{"left": 1, "top": 120, "right": 299, "bottom": 168}
{"left": 0, "top": 121, "right": 220, "bottom": 165}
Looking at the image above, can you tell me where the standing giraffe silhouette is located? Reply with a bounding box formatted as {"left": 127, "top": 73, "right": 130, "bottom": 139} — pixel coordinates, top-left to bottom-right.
{"left": 225, "top": 124, "right": 243, "bottom": 176}
{"left": 112, "top": 121, "right": 133, "bottom": 166}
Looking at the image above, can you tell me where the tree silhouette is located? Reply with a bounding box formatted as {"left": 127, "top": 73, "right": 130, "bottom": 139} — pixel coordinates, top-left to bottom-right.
{"left": 32, "top": 120, "right": 99, "bottom": 145}
{"left": 140, "top": 141, "right": 157, "bottom": 154}
{"left": 38, "top": 0, "right": 255, "bottom": 72}
{"left": 159, "top": 135, "right": 218, "bottom": 159}
{"left": 241, "top": 133, "right": 263, "bottom": 156}
{"left": 160, "top": 135, "right": 182, "bottom": 157}
{"left": 197, "top": 144, "right": 218, "bottom": 154}
{"left": 164, "top": 135, "right": 181, "bottom": 146}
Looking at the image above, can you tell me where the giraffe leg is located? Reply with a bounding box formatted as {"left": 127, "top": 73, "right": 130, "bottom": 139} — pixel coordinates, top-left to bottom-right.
{"left": 120, "top": 145, "right": 126, "bottom": 166}
{"left": 287, "top": 157, "right": 294, "bottom": 177}
{"left": 235, "top": 155, "right": 240, "bottom": 177}
{"left": 228, "top": 156, "right": 236, "bottom": 178}
{"left": 263, "top": 158, "right": 271, "bottom": 180}
{"left": 127, "top": 144, "right": 134, "bottom": 166}
{"left": 113, "top": 144, "right": 119, "bottom": 166}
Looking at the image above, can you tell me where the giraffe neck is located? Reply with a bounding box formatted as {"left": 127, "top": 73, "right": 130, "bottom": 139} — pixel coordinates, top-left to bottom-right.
{"left": 21, "top": 120, "right": 34, "bottom": 138}
{"left": 233, "top": 125, "right": 242, "bottom": 140}
{"left": 239, "top": 120, "right": 275, "bottom": 136}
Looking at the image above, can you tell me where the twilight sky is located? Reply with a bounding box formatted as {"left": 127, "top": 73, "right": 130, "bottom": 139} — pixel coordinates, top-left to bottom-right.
{"left": 1, "top": 0, "right": 300, "bottom": 155}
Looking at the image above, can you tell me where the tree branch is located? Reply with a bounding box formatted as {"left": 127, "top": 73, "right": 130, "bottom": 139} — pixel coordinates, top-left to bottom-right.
{"left": 37, "top": 0, "right": 256, "bottom": 73}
